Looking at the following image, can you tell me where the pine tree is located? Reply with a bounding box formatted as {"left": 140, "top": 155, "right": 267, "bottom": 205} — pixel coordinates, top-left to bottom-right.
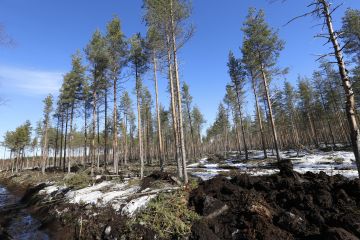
{"left": 143, "top": 0, "right": 193, "bottom": 183}
{"left": 341, "top": 8, "right": 360, "bottom": 63}
{"left": 283, "top": 81, "right": 301, "bottom": 152}
{"left": 224, "top": 84, "right": 242, "bottom": 156}
{"left": 242, "top": 8, "right": 284, "bottom": 162}
{"left": 129, "top": 33, "right": 148, "bottom": 179}
{"left": 67, "top": 52, "right": 86, "bottom": 173}
{"left": 120, "top": 91, "right": 133, "bottom": 166}
{"left": 85, "top": 30, "right": 109, "bottom": 176}
{"left": 298, "top": 77, "right": 319, "bottom": 147}
{"left": 307, "top": 0, "right": 360, "bottom": 177}
{"left": 227, "top": 51, "right": 249, "bottom": 160}
{"left": 191, "top": 106, "right": 205, "bottom": 157}
{"left": 312, "top": 71, "right": 337, "bottom": 147}
{"left": 41, "top": 95, "right": 53, "bottom": 174}
{"left": 181, "top": 82, "right": 196, "bottom": 160}
{"left": 146, "top": 27, "right": 166, "bottom": 171}
{"left": 242, "top": 41, "right": 267, "bottom": 158}
{"left": 106, "top": 16, "right": 128, "bottom": 174}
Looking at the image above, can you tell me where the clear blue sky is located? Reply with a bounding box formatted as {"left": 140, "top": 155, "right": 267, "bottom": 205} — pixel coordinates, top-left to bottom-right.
{"left": 0, "top": 0, "right": 359, "bottom": 151}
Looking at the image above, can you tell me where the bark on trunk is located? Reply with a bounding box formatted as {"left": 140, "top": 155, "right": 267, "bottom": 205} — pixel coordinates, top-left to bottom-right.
{"left": 260, "top": 66, "right": 281, "bottom": 162}
{"left": 251, "top": 73, "right": 267, "bottom": 158}
{"left": 153, "top": 53, "right": 164, "bottom": 171}
{"left": 170, "top": 0, "right": 188, "bottom": 183}
{"left": 113, "top": 71, "right": 119, "bottom": 174}
{"left": 320, "top": 0, "right": 360, "bottom": 177}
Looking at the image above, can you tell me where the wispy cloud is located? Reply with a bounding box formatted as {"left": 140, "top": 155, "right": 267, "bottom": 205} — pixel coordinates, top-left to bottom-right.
{"left": 0, "top": 65, "right": 63, "bottom": 95}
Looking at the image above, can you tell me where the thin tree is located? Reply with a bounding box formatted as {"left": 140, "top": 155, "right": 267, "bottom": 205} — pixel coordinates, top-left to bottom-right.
{"left": 242, "top": 8, "right": 284, "bottom": 162}
{"left": 227, "top": 51, "right": 249, "bottom": 160}
{"left": 182, "top": 82, "right": 196, "bottom": 160}
{"left": 85, "top": 30, "right": 109, "bottom": 176}
{"left": 129, "top": 33, "right": 149, "bottom": 179}
{"left": 41, "top": 95, "right": 53, "bottom": 174}
{"left": 106, "top": 16, "right": 128, "bottom": 174}
{"left": 146, "top": 27, "right": 165, "bottom": 171}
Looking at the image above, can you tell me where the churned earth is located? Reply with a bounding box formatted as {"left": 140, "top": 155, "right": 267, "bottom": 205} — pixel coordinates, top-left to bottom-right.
{"left": 189, "top": 160, "right": 360, "bottom": 240}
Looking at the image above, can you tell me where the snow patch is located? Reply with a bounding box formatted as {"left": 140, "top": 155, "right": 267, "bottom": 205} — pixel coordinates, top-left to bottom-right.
{"left": 121, "top": 194, "right": 156, "bottom": 217}
{"left": 189, "top": 150, "right": 358, "bottom": 180}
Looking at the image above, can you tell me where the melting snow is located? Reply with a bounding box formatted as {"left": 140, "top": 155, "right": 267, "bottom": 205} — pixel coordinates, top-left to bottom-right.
{"left": 121, "top": 195, "right": 156, "bottom": 217}
{"left": 188, "top": 150, "right": 358, "bottom": 180}
{"left": 38, "top": 178, "right": 178, "bottom": 217}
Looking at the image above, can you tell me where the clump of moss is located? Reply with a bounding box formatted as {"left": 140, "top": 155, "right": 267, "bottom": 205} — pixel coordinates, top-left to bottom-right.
{"left": 61, "top": 172, "right": 91, "bottom": 189}
{"left": 130, "top": 191, "right": 200, "bottom": 239}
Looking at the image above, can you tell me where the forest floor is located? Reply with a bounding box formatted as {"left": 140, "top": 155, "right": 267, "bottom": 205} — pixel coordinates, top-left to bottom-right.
{"left": 0, "top": 148, "right": 359, "bottom": 239}
{"left": 0, "top": 165, "right": 198, "bottom": 239}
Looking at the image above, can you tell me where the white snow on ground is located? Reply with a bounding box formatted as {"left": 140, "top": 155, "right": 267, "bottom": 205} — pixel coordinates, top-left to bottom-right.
{"left": 121, "top": 195, "right": 156, "bottom": 217}
{"left": 39, "top": 179, "right": 178, "bottom": 216}
{"left": 101, "top": 186, "right": 141, "bottom": 205}
{"left": 289, "top": 151, "right": 358, "bottom": 178}
{"left": 188, "top": 150, "right": 358, "bottom": 180}
{"left": 39, "top": 185, "right": 61, "bottom": 195}
{"left": 64, "top": 181, "right": 146, "bottom": 215}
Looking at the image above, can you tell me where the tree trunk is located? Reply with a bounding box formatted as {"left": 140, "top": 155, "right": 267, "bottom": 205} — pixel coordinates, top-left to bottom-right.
{"left": 54, "top": 115, "right": 59, "bottom": 168}
{"left": 91, "top": 92, "right": 97, "bottom": 177}
{"left": 170, "top": 0, "right": 188, "bottom": 183}
{"left": 84, "top": 102, "right": 88, "bottom": 165}
{"left": 235, "top": 84, "right": 249, "bottom": 160}
{"left": 135, "top": 66, "right": 144, "bottom": 179}
{"left": 42, "top": 120, "right": 49, "bottom": 174}
{"left": 260, "top": 66, "right": 281, "bottom": 162}
{"left": 320, "top": 0, "right": 360, "bottom": 177}
{"left": 60, "top": 114, "right": 64, "bottom": 169}
{"left": 104, "top": 88, "right": 108, "bottom": 171}
{"left": 97, "top": 105, "right": 100, "bottom": 171}
{"left": 153, "top": 53, "right": 164, "bottom": 171}
{"left": 124, "top": 115, "right": 128, "bottom": 166}
{"left": 68, "top": 104, "right": 74, "bottom": 173}
{"left": 166, "top": 34, "right": 182, "bottom": 180}
{"left": 251, "top": 74, "right": 267, "bottom": 158}
{"left": 186, "top": 101, "right": 196, "bottom": 160}
{"left": 113, "top": 72, "right": 119, "bottom": 174}
{"left": 63, "top": 108, "right": 69, "bottom": 172}
{"left": 307, "top": 112, "right": 318, "bottom": 148}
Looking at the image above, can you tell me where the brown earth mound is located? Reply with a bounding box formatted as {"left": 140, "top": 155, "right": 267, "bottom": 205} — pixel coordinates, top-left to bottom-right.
{"left": 189, "top": 160, "right": 360, "bottom": 240}
{"left": 141, "top": 171, "right": 178, "bottom": 190}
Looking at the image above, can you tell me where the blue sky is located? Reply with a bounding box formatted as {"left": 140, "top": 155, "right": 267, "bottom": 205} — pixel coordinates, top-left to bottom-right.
{"left": 0, "top": 0, "right": 359, "bottom": 151}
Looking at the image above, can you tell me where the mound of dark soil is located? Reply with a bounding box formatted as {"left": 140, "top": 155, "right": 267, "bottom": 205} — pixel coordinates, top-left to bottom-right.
{"left": 189, "top": 165, "right": 360, "bottom": 240}
{"left": 20, "top": 183, "right": 47, "bottom": 204}
{"left": 141, "top": 171, "right": 178, "bottom": 190}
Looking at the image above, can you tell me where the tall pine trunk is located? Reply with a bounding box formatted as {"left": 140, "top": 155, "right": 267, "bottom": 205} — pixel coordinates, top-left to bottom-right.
{"left": 153, "top": 53, "right": 164, "bottom": 171}
{"left": 135, "top": 66, "right": 144, "bottom": 179}
{"left": 170, "top": 0, "right": 188, "bottom": 183}
{"left": 91, "top": 92, "right": 97, "bottom": 177}
{"left": 104, "top": 88, "right": 108, "bottom": 171}
{"left": 319, "top": 0, "right": 360, "bottom": 177}
{"left": 63, "top": 108, "right": 69, "bottom": 172}
{"left": 251, "top": 73, "right": 267, "bottom": 158}
{"left": 235, "top": 83, "right": 248, "bottom": 160}
{"left": 260, "top": 66, "right": 281, "bottom": 162}
{"left": 113, "top": 73, "right": 119, "bottom": 174}
{"left": 68, "top": 104, "right": 74, "bottom": 173}
{"left": 166, "top": 35, "right": 182, "bottom": 180}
